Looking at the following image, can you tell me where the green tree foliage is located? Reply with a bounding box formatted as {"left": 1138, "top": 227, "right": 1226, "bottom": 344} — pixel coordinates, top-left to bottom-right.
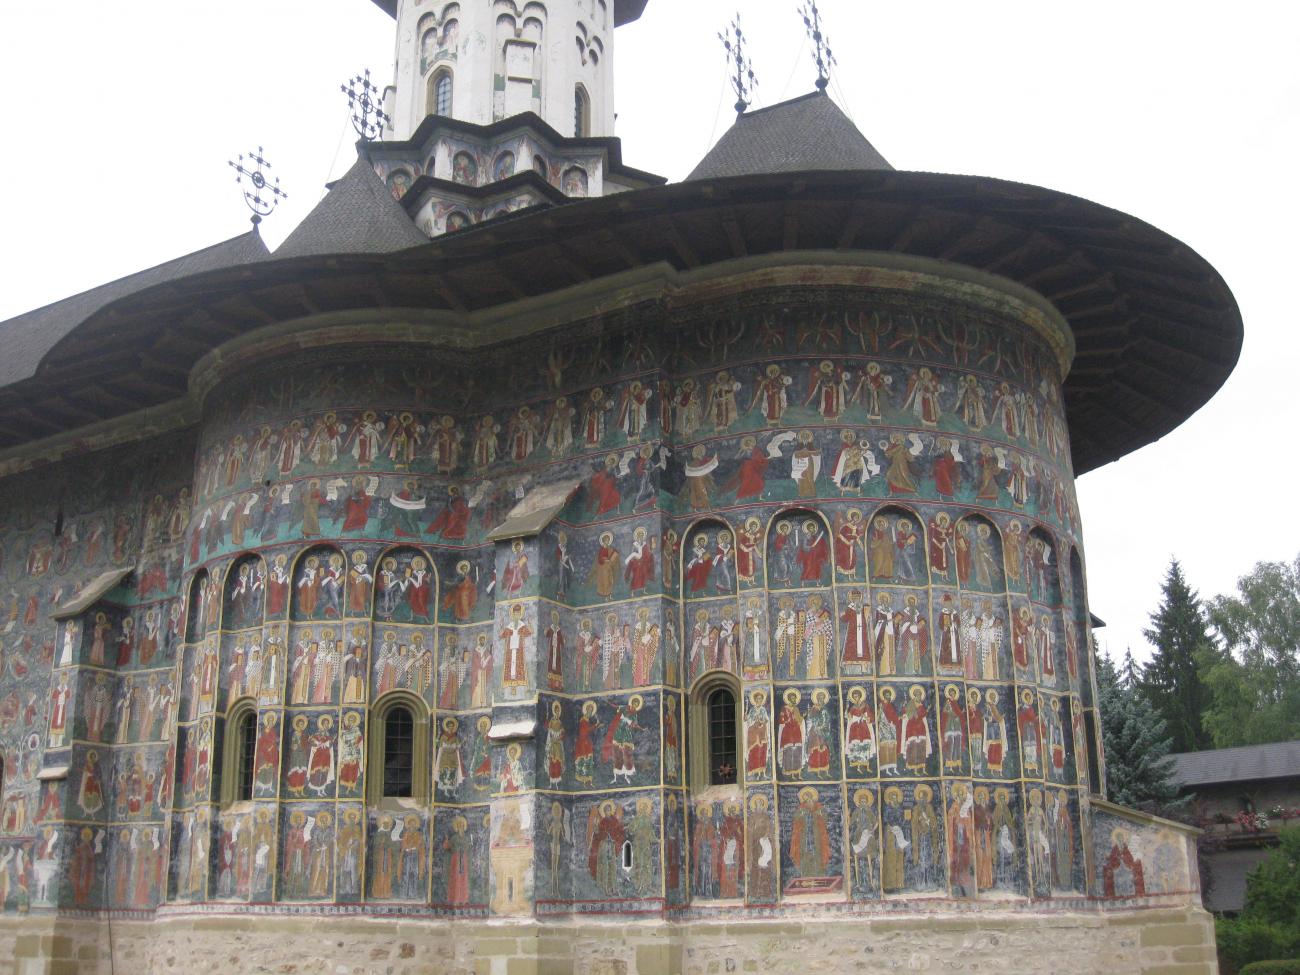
{"left": 1096, "top": 650, "right": 1184, "bottom": 812}
{"left": 1204, "top": 555, "right": 1300, "bottom": 748}
{"left": 1217, "top": 827, "right": 1300, "bottom": 973}
{"left": 1140, "top": 559, "right": 1215, "bottom": 752}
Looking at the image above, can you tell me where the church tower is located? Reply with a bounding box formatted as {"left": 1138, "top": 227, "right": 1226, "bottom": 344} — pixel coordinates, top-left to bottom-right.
{"left": 351, "top": 0, "right": 659, "bottom": 239}
{"left": 378, "top": 0, "right": 648, "bottom": 140}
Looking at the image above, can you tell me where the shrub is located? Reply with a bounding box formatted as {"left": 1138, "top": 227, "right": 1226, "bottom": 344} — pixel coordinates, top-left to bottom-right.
{"left": 1218, "top": 918, "right": 1298, "bottom": 974}
{"left": 1240, "top": 962, "right": 1300, "bottom": 975}
{"left": 1217, "top": 828, "right": 1300, "bottom": 973}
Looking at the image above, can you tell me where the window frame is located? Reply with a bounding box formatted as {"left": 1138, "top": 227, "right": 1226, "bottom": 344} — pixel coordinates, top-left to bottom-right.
{"left": 688, "top": 670, "right": 743, "bottom": 793}
{"left": 430, "top": 69, "right": 454, "bottom": 117}
{"left": 219, "top": 697, "right": 259, "bottom": 808}
{"left": 574, "top": 85, "right": 590, "bottom": 137}
{"left": 367, "top": 691, "right": 431, "bottom": 805}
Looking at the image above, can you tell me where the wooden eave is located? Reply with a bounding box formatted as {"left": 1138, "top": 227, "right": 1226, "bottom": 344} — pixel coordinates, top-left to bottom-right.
{"left": 4, "top": 169, "right": 1240, "bottom": 474}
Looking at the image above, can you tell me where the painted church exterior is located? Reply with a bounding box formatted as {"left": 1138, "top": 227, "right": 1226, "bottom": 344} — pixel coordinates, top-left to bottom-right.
{"left": 0, "top": 2, "right": 1242, "bottom": 972}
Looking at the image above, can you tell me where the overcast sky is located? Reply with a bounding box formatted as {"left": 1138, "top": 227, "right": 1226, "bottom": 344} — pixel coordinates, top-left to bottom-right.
{"left": 1, "top": 1, "right": 1296, "bottom": 662}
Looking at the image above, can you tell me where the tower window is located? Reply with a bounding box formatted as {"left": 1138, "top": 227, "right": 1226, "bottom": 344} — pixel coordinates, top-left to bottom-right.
{"left": 574, "top": 86, "right": 590, "bottom": 137}
{"left": 431, "top": 70, "right": 453, "bottom": 117}
{"left": 707, "top": 687, "right": 738, "bottom": 785}
{"left": 383, "top": 705, "right": 414, "bottom": 798}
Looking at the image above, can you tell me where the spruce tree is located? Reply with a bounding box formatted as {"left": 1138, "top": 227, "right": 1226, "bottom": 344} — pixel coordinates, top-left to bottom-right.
{"left": 1098, "top": 650, "right": 1185, "bottom": 812}
{"left": 1141, "top": 559, "right": 1215, "bottom": 753}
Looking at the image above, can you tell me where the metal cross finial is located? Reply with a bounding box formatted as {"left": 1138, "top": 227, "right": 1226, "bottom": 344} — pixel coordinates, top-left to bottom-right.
{"left": 799, "top": 1, "right": 837, "bottom": 92}
{"left": 342, "top": 68, "right": 391, "bottom": 141}
{"left": 718, "top": 14, "right": 757, "bottom": 115}
{"left": 227, "top": 147, "right": 287, "bottom": 227}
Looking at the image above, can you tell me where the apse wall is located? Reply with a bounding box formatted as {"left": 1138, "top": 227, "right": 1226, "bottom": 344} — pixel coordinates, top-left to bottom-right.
{"left": 5, "top": 262, "right": 1199, "bottom": 924}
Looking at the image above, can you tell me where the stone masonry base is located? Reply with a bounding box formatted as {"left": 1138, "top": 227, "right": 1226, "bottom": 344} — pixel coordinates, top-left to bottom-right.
{"left": 0, "top": 907, "right": 1219, "bottom": 975}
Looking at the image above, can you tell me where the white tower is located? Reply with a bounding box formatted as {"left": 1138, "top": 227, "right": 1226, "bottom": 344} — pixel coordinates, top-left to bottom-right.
{"left": 378, "top": 0, "right": 649, "bottom": 141}
{"left": 356, "top": 0, "right": 659, "bottom": 238}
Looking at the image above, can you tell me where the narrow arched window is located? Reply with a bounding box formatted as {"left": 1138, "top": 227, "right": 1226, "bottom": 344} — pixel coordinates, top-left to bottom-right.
{"left": 574, "top": 85, "right": 590, "bottom": 137}
{"left": 383, "top": 705, "right": 415, "bottom": 798}
{"left": 220, "top": 698, "right": 258, "bottom": 806}
{"left": 235, "top": 710, "right": 256, "bottom": 801}
{"left": 431, "top": 71, "right": 453, "bottom": 117}
{"left": 707, "top": 686, "right": 738, "bottom": 785}
{"left": 367, "top": 693, "right": 430, "bottom": 804}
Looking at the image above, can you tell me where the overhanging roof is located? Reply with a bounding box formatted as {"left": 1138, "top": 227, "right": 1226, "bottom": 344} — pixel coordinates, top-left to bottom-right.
{"left": 0, "top": 231, "right": 267, "bottom": 390}
{"left": 1169, "top": 740, "right": 1300, "bottom": 788}
{"left": 51, "top": 568, "right": 135, "bottom": 619}
{"left": 366, "top": 0, "right": 649, "bottom": 27}
{"left": 0, "top": 168, "right": 1241, "bottom": 475}
{"left": 368, "top": 109, "right": 666, "bottom": 191}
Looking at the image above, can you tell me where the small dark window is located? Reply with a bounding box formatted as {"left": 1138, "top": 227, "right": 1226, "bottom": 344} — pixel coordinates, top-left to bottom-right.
{"left": 574, "top": 87, "right": 589, "bottom": 137}
{"left": 384, "top": 705, "right": 415, "bottom": 798}
{"left": 1085, "top": 710, "right": 1103, "bottom": 795}
{"left": 707, "top": 687, "right": 737, "bottom": 785}
{"left": 622, "top": 840, "right": 633, "bottom": 870}
{"left": 236, "top": 711, "right": 256, "bottom": 801}
{"left": 434, "top": 73, "right": 453, "bottom": 116}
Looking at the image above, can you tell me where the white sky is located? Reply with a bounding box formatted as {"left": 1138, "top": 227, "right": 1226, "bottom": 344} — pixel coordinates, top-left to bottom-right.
{"left": 1, "top": 1, "right": 1297, "bottom": 661}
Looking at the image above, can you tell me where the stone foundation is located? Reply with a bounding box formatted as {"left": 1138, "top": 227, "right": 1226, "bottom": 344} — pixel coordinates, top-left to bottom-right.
{"left": 1, "top": 906, "right": 1219, "bottom": 975}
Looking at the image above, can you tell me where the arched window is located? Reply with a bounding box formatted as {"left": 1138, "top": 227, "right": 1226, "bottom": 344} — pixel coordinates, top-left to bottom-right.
{"left": 688, "top": 671, "right": 742, "bottom": 791}
{"left": 220, "top": 698, "right": 258, "bottom": 806}
{"left": 430, "top": 70, "right": 453, "bottom": 117}
{"left": 384, "top": 705, "right": 414, "bottom": 797}
{"left": 574, "top": 85, "right": 590, "bottom": 137}
{"left": 706, "top": 685, "right": 737, "bottom": 785}
{"left": 367, "top": 692, "right": 430, "bottom": 803}
{"left": 235, "top": 710, "right": 256, "bottom": 800}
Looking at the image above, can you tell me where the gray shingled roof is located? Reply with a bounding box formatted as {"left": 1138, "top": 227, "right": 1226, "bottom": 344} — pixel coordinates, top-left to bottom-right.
{"left": 275, "top": 155, "right": 428, "bottom": 259}
{"left": 686, "top": 91, "right": 893, "bottom": 181}
{"left": 0, "top": 230, "right": 267, "bottom": 388}
{"left": 1169, "top": 740, "right": 1300, "bottom": 787}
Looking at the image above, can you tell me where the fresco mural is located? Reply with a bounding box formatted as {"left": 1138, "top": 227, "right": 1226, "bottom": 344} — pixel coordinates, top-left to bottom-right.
{"left": 0, "top": 283, "right": 1194, "bottom": 922}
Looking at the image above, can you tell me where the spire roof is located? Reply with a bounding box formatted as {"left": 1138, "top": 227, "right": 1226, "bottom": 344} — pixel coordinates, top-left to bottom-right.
{"left": 686, "top": 91, "right": 892, "bottom": 181}
{"left": 276, "top": 155, "right": 428, "bottom": 259}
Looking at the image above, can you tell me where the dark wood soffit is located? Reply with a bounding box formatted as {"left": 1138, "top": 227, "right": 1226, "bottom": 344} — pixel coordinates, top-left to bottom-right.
{"left": 9, "top": 171, "right": 1241, "bottom": 474}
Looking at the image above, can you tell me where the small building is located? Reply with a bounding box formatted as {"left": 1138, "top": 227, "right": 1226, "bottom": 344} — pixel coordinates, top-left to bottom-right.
{"left": 1170, "top": 740, "right": 1300, "bottom": 913}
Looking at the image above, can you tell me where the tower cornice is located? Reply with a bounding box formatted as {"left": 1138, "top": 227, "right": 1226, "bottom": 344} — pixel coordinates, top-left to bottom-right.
{"left": 366, "top": 0, "right": 649, "bottom": 26}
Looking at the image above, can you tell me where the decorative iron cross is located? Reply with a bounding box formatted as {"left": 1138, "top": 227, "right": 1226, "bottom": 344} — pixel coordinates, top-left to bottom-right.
{"left": 342, "top": 68, "right": 390, "bottom": 141}
{"left": 719, "top": 14, "right": 757, "bottom": 115}
{"left": 799, "top": 1, "right": 836, "bottom": 92}
{"left": 227, "top": 147, "right": 287, "bottom": 226}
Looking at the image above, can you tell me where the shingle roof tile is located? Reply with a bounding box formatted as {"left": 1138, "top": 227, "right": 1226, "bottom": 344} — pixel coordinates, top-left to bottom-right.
{"left": 1169, "top": 740, "right": 1300, "bottom": 787}
{"left": 0, "top": 230, "right": 267, "bottom": 387}
{"left": 275, "top": 155, "right": 428, "bottom": 259}
{"left": 687, "top": 91, "right": 892, "bottom": 181}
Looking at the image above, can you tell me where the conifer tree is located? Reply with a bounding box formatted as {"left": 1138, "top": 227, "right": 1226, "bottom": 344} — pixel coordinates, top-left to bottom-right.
{"left": 1140, "top": 559, "right": 1215, "bottom": 753}
{"left": 1098, "top": 650, "right": 1184, "bottom": 811}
